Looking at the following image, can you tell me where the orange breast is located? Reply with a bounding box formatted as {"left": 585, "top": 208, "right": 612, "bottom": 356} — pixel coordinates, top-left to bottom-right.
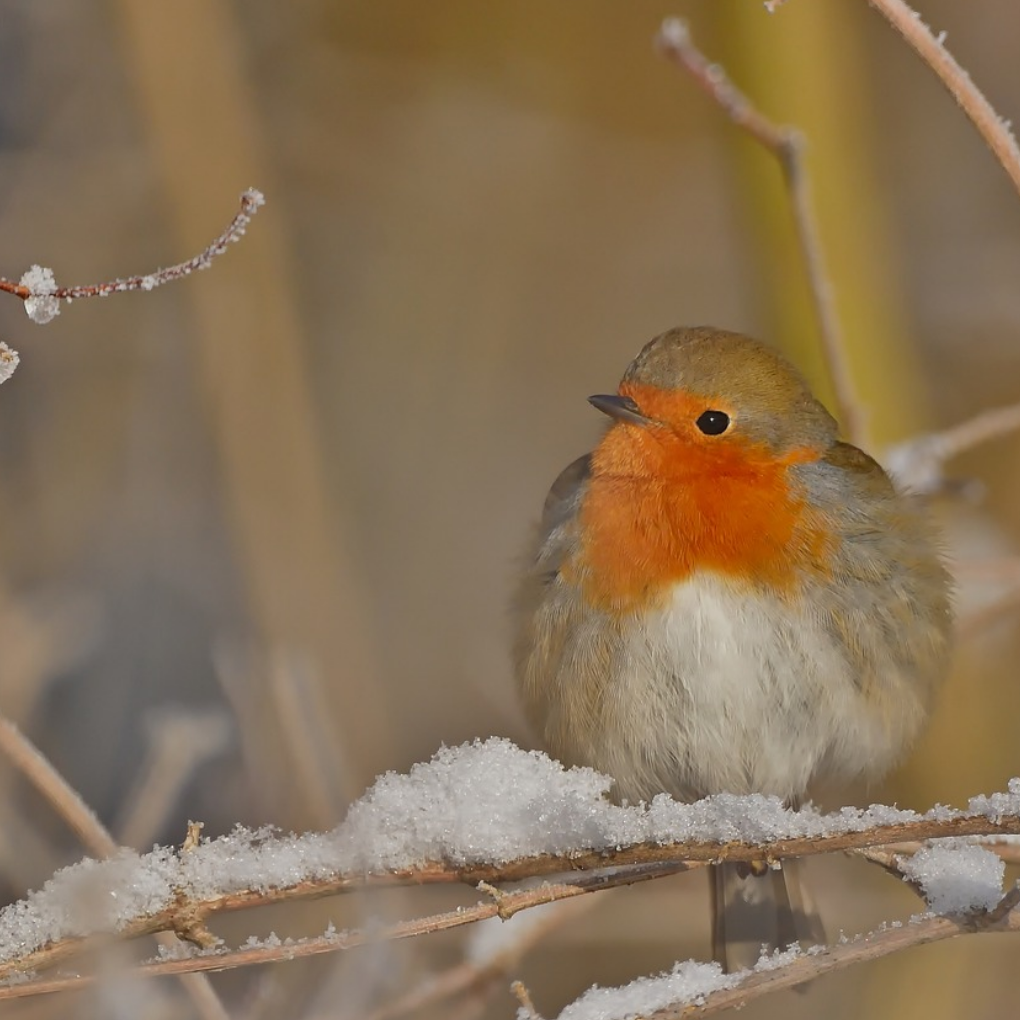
{"left": 572, "top": 425, "right": 831, "bottom": 614}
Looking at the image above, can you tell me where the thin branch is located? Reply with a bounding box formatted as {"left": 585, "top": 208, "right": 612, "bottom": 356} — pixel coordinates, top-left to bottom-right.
{"left": 685, "top": 887, "right": 1020, "bottom": 1018}
{"left": 519, "top": 886, "right": 1020, "bottom": 1020}
{"left": 864, "top": 0, "right": 1020, "bottom": 200}
{"left": 5, "top": 867, "right": 1018, "bottom": 1010}
{"left": 923, "top": 401, "right": 1020, "bottom": 461}
{"left": 656, "top": 18, "right": 866, "bottom": 448}
{"left": 0, "top": 864, "right": 681, "bottom": 1001}
{"left": 886, "top": 400, "right": 1020, "bottom": 495}
{"left": 0, "top": 189, "right": 265, "bottom": 323}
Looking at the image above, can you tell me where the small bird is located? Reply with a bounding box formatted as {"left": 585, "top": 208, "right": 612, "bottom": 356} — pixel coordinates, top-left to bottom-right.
{"left": 513, "top": 326, "right": 951, "bottom": 971}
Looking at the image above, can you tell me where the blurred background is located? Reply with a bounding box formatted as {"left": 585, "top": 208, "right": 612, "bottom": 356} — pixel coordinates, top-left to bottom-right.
{"left": 0, "top": 0, "right": 1018, "bottom": 1017}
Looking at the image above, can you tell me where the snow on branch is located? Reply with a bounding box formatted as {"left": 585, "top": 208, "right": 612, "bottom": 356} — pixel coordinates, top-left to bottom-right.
{"left": 0, "top": 189, "right": 265, "bottom": 325}
{"left": 516, "top": 887, "right": 1020, "bottom": 1020}
{"left": 0, "top": 739, "right": 1019, "bottom": 1003}
{"left": 0, "top": 344, "right": 18, "bottom": 385}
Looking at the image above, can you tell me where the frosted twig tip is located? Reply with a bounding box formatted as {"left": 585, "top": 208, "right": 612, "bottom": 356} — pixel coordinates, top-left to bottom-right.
{"left": 657, "top": 17, "right": 688, "bottom": 50}
{"left": 0, "top": 343, "right": 19, "bottom": 384}
{"left": 1, "top": 188, "right": 267, "bottom": 325}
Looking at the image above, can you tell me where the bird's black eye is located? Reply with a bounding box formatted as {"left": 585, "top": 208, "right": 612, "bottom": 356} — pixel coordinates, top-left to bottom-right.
{"left": 695, "top": 410, "right": 730, "bottom": 436}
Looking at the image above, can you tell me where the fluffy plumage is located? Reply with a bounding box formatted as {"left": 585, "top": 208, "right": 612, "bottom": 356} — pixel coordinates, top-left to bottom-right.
{"left": 513, "top": 326, "right": 952, "bottom": 969}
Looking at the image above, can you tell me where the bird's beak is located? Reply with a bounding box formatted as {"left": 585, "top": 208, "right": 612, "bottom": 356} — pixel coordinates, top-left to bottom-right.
{"left": 588, "top": 393, "right": 651, "bottom": 427}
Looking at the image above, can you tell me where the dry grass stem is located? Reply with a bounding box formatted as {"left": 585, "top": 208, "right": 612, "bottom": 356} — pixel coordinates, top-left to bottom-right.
{"left": 0, "top": 713, "right": 117, "bottom": 858}
{"left": 114, "top": 708, "right": 232, "bottom": 849}
{"left": 656, "top": 18, "right": 865, "bottom": 448}
{"left": 269, "top": 651, "right": 349, "bottom": 826}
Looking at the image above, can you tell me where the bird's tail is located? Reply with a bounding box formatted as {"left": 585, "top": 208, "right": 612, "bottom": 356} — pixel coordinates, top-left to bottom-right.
{"left": 710, "top": 858, "right": 826, "bottom": 973}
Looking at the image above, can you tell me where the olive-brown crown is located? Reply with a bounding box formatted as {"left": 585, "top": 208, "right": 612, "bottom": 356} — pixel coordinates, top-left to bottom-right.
{"left": 621, "top": 326, "right": 839, "bottom": 454}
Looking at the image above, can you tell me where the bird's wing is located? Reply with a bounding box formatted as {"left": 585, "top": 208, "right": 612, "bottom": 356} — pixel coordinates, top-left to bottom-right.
{"left": 541, "top": 453, "right": 592, "bottom": 534}
{"left": 819, "top": 441, "right": 896, "bottom": 498}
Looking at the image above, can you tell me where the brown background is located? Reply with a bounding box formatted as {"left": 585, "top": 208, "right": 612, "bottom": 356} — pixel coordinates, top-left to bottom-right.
{"left": 0, "top": 1, "right": 1018, "bottom": 1017}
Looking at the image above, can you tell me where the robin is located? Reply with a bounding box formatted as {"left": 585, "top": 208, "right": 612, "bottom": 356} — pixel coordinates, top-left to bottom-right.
{"left": 513, "top": 326, "right": 951, "bottom": 971}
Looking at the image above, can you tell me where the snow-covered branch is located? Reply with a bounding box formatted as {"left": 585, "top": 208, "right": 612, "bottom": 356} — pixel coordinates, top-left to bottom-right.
{"left": 1, "top": 739, "right": 1018, "bottom": 1005}
{"left": 516, "top": 887, "right": 1020, "bottom": 1020}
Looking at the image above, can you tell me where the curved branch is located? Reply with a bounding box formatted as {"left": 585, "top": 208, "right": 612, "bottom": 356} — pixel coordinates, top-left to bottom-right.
{"left": 865, "top": 0, "right": 1020, "bottom": 199}
{"left": 0, "top": 189, "right": 265, "bottom": 323}
{"left": 656, "top": 18, "right": 865, "bottom": 447}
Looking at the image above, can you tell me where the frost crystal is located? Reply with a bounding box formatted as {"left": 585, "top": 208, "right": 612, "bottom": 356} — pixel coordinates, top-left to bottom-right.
{"left": 0, "top": 343, "right": 18, "bottom": 384}
{"left": 19, "top": 264, "right": 60, "bottom": 324}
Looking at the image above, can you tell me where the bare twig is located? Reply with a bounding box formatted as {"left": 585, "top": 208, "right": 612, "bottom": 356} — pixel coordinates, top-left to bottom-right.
{"left": 886, "top": 400, "right": 1020, "bottom": 495}
{"left": 0, "top": 189, "right": 265, "bottom": 322}
{"left": 656, "top": 18, "right": 866, "bottom": 448}
{"left": 268, "top": 650, "right": 350, "bottom": 826}
{"left": 512, "top": 980, "right": 541, "bottom": 1020}
{"left": 864, "top": 0, "right": 1020, "bottom": 200}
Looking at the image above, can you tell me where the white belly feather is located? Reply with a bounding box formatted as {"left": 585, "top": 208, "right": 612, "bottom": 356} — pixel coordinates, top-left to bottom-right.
{"left": 592, "top": 574, "right": 901, "bottom": 803}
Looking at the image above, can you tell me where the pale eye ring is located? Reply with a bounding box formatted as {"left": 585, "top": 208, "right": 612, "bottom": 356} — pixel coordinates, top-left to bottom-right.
{"left": 695, "top": 410, "right": 730, "bottom": 436}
